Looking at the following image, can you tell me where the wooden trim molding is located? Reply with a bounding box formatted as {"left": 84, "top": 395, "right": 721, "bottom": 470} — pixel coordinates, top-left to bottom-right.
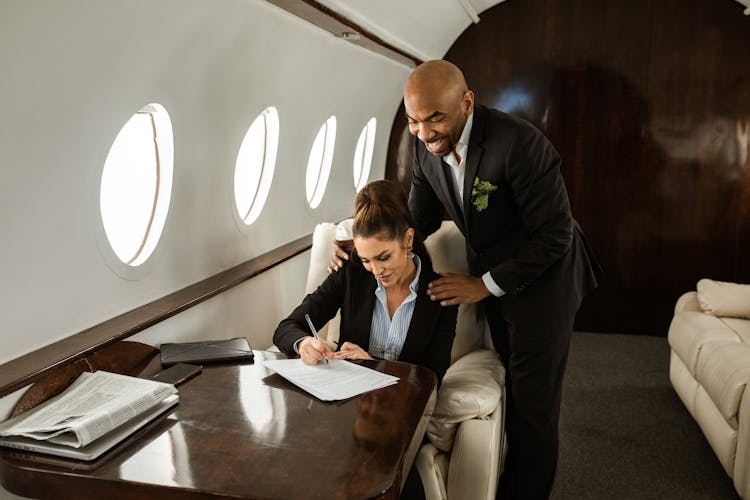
{"left": 0, "top": 235, "right": 312, "bottom": 398}
{"left": 265, "top": 0, "right": 423, "bottom": 67}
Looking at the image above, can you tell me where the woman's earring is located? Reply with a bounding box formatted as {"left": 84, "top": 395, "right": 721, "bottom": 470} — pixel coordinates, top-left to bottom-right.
{"left": 407, "top": 246, "right": 414, "bottom": 259}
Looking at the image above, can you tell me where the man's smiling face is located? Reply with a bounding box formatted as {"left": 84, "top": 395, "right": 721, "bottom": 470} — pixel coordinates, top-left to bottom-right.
{"left": 404, "top": 72, "right": 473, "bottom": 158}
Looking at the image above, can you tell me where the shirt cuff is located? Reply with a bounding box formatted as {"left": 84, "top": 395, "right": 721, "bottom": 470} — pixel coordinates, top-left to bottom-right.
{"left": 482, "top": 272, "right": 506, "bottom": 298}
{"left": 292, "top": 336, "right": 309, "bottom": 354}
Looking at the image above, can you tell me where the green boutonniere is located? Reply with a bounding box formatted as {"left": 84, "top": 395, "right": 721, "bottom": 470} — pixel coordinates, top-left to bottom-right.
{"left": 471, "top": 177, "right": 497, "bottom": 212}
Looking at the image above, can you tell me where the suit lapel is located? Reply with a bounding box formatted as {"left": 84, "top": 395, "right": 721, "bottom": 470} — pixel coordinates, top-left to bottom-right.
{"left": 462, "top": 107, "right": 486, "bottom": 237}
{"left": 427, "top": 154, "right": 465, "bottom": 232}
{"left": 350, "top": 266, "right": 377, "bottom": 350}
{"left": 398, "top": 274, "right": 434, "bottom": 362}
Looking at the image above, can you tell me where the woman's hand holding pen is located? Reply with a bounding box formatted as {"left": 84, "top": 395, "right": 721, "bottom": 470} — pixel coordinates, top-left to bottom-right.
{"left": 331, "top": 342, "right": 372, "bottom": 361}
{"left": 298, "top": 337, "right": 333, "bottom": 365}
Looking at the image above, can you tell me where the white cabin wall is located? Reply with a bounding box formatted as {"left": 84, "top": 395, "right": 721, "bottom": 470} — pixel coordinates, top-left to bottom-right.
{"left": 0, "top": 0, "right": 410, "bottom": 365}
{"left": 314, "top": 0, "right": 507, "bottom": 61}
{"left": 129, "top": 250, "right": 312, "bottom": 350}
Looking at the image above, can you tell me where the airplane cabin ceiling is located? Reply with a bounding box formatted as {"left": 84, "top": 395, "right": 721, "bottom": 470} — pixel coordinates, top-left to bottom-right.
{"left": 315, "top": 0, "right": 508, "bottom": 62}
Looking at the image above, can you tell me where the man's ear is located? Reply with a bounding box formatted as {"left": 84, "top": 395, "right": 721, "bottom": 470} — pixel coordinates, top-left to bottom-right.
{"left": 462, "top": 90, "right": 475, "bottom": 114}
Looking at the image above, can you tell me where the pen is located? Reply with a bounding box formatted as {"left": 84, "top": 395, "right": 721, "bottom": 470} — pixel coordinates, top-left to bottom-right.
{"left": 304, "top": 313, "right": 328, "bottom": 364}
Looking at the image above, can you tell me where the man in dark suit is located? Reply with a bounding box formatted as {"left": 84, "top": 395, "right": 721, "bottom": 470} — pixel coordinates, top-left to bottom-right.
{"left": 404, "top": 60, "right": 599, "bottom": 499}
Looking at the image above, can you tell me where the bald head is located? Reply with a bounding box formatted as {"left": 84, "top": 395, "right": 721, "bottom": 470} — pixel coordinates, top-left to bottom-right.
{"left": 403, "top": 60, "right": 474, "bottom": 158}
{"left": 405, "top": 60, "right": 469, "bottom": 101}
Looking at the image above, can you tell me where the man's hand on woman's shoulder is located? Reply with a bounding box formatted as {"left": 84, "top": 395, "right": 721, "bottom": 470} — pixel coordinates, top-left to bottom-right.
{"left": 327, "top": 239, "right": 353, "bottom": 273}
{"left": 427, "top": 273, "right": 491, "bottom": 306}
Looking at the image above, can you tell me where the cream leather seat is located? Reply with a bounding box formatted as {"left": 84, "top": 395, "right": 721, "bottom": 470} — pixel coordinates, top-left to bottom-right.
{"left": 305, "top": 220, "right": 507, "bottom": 500}
{"left": 668, "top": 279, "right": 750, "bottom": 499}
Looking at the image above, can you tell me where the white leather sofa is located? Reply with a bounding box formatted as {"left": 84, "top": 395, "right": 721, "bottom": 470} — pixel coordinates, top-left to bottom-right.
{"left": 668, "top": 278, "right": 750, "bottom": 499}
{"left": 305, "top": 220, "right": 507, "bottom": 500}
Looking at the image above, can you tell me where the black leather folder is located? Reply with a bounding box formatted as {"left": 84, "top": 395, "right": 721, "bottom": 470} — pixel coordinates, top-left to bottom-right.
{"left": 160, "top": 337, "right": 253, "bottom": 366}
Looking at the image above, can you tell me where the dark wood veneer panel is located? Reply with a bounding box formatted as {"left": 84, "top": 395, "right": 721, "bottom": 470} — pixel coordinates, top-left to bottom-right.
{"left": 386, "top": 0, "right": 750, "bottom": 334}
{"left": 0, "top": 235, "right": 311, "bottom": 397}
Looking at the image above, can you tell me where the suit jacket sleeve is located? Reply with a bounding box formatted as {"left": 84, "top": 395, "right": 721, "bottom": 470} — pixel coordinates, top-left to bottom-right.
{"left": 273, "top": 266, "right": 347, "bottom": 355}
{"left": 489, "top": 125, "right": 573, "bottom": 294}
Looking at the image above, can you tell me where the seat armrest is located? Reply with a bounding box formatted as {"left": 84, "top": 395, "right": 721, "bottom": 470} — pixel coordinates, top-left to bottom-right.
{"left": 427, "top": 349, "right": 505, "bottom": 452}
{"left": 447, "top": 406, "right": 505, "bottom": 500}
{"left": 734, "top": 383, "right": 750, "bottom": 498}
{"left": 417, "top": 402, "right": 506, "bottom": 500}
{"left": 675, "top": 291, "right": 701, "bottom": 314}
{"left": 415, "top": 443, "right": 450, "bottom": 500}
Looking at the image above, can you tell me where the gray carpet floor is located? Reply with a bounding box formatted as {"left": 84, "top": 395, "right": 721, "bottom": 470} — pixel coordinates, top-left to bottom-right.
{"left": 550, "top": 332, "right": 740, "bottom": 500}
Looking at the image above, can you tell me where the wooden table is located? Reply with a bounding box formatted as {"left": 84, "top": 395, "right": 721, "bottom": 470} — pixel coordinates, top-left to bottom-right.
{"left": 0, "top": 351, "right": 436, "bottom": 499}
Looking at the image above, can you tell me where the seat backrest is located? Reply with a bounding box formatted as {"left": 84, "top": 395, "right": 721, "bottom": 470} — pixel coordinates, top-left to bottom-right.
{"left": 424, "top": 221, "right": 488, "bottom": 363}
{"left": 305, "top": 220, "right": 488, "bottom": 361}
{"left": 305, "top": 222, "right": 341, "bottom": 346}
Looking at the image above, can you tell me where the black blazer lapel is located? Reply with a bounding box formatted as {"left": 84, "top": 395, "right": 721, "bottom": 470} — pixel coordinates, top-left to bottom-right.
{"left": 345, "top": 265, "right": 378, "bottom": 351}
{"left": 426, "top": 153, "right": 466, "bottom": 234}
{"left": 463, "top": 107, "right": 486, "bottom": 237}
{"left": 397, "top": 276, "right": 435, "bottom": 362}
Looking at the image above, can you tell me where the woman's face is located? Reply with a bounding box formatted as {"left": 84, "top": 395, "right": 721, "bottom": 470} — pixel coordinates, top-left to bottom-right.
{"left": 354, "top": 229, "right": 414, "bottom": 288}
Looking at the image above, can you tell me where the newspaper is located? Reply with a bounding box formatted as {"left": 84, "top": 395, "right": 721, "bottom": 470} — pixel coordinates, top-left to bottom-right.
{"left": 0, "top": 371, "right": 177, "bottom": 448}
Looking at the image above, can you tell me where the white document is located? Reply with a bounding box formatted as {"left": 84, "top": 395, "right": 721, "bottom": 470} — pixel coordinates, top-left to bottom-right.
{"left": 0, "top": 371, "right": 177, "bottom": 448}
{"left": 262, "top": 358, "right": 399, "bottom": 401}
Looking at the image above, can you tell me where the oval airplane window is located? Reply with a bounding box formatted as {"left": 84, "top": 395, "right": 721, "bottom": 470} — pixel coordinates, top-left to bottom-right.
{"left": 305, "top": 115, "right": 337, "bottom": 209}
{"left": 353, "top": 117, "right": 376, "bottom": 191}
{"left": 234, "top": 107, "right": 280, "bottom": 224}
{"left": 100, "top": 103, "right": 174, "bottom": 267}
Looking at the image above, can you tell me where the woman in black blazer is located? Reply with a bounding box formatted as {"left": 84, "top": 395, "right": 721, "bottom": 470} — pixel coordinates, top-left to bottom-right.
{"left": 274, "top": 180, "right": 457, "bottom": 383}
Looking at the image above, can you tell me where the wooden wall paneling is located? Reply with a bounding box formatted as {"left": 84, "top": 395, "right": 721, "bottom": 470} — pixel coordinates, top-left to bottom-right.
{"left": 386, "top": 0, "right": 750, "bottom": 334}
{"left": 384, "top": 102, "right": 414, "bottom": 191}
